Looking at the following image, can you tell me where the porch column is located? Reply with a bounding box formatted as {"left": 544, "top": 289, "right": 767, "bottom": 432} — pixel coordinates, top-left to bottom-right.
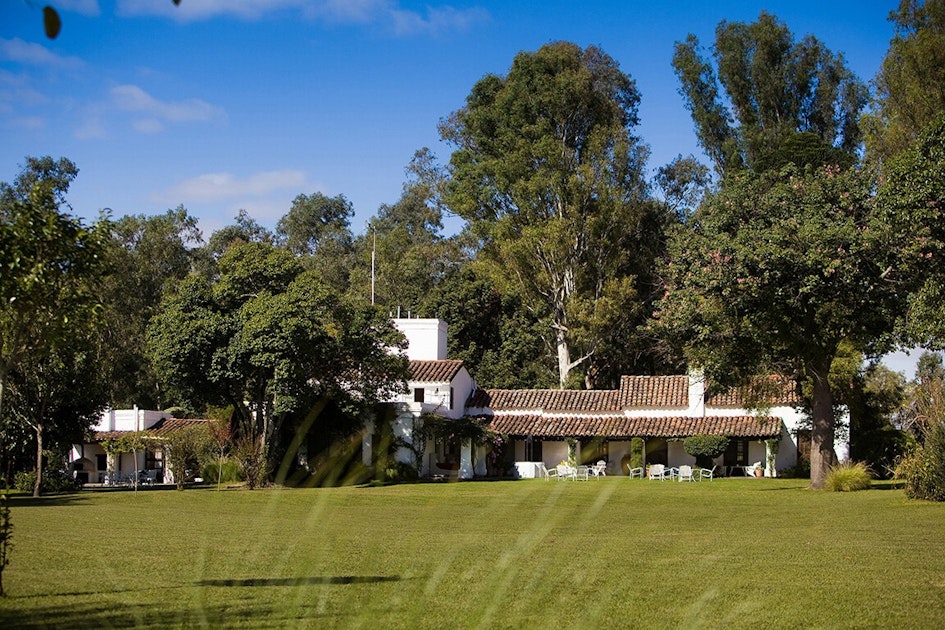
{"left": 362, "top": 419, "right": 374, "bottom": 467}
{"left": 459, "top": 439, "right": 473, "bottom": 480}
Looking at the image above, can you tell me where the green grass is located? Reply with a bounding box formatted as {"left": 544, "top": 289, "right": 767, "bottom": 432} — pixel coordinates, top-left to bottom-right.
{"left": 2, "top": 478, "right": 945, "bottom": 628}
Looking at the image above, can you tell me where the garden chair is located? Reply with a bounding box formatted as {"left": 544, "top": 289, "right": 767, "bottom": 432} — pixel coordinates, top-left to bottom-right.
{"left": 677, "top": 465, "right": 694, "bottom": 482}
{"left": 627, "top": 464, "right": 644, "bottom": 478}
{"left": 647, "top": 464, "right": 668, "bottom": 480}
{"left": 574, "top": 465, "right": 590, "bottom": 481}
{"left": 589, "top": 460, "right": 607, "bottom": 478}
{"left": 539, "top": 464, "right": 557, "bottom": 480}
{"left": 698, "top": 465, "right": 716, "bottom": 481}
{"left": 556, "top": 464, "right": 575, "bottom": 480}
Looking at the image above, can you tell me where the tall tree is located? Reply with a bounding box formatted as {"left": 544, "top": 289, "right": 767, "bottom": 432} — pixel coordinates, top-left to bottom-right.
{"left": 863, "top": 0, "right": 945, "bottom": 166}
{"left": 672, "top": 11, "right": 867, "bottom": 177}
{"left": 655, "top": 164, "right": 902, "bottom": 488}
{"left": 441, "top": 41, "right": 653, "bottom": 387}
{"left": 147, "top": 241, "right": 409, "bottom": 481}
{"left": 275, "top": 192, "right": 355, "bottom": 292}
{"left": 872, "top": 115, "right": 945, "bottom": 347}
{"left": 102, "top": 207, "right": 202, "bottom": 408}
{"left": 0, "top": 157, "right": 111, "bottom": 494}
{"left": 353, "top": 149, "right": 463, "bottom": 313}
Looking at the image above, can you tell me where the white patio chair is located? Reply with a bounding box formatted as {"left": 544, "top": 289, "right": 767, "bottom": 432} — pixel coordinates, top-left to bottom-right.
{"left": 627, "top": 464, "right": 644, "bottom": 478}
{"left": 589, "top": 460, "right": 607, "bottom": 478}
{"left": 698, "top": 465, "right": 716, "bottom": 481}
{"left": 648, "top": 464, "right": 668, "bottom": 480}
{"left": 574, "top": 465, "right": 590, "bottom": 481}
{"left": 556, "top": 464, "right": 575, "bottom": 480}
{"left": 677, "top": 465, "right": 695, "bottom": 482}
{"left": 539, "top": 464, "right": 557, "bottom": 481}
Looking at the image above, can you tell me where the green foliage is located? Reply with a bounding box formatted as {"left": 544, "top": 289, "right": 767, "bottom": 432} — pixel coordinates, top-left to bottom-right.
{"left": 656, "top": 163, "right": 901, "bottom": 488}
{"left": 864, "top": 0, "right": 945, "bottom": 166}
{"left": 201, "top": 459, "right": 242, "bottom": 485}
{"left": 873, "top": 115, "right": 945, "bottom": 347}
{"left": 629, "top": 437, "right": 645, "bottom": 470}
{"left": 148, "top": 240, "right": 410, "bottom": 482}
{"left": 384, "top": 461, "right": 420, "bottom": 483}
{"left": 442, "top": 41, "right": 657, "bottom": 387}
{"left": 682, "top": 435, "right": 730, "bottom": 468}
{"left": 233, "top": 433, "right": 267, "bottom": 490}
{"left": 897, "top": 420, "right": 945, "bottom": 501}
{"left": 13, "top": 469, "right": 77, "bottom": 494}
{"left": 824, "top": 461, "right": 873, "bottom": 492}
{"left": 163, "top": 424, "right": 212, "bottom": 491}
{"left": 672, "top": 11, "right": 866, "bottom": 177}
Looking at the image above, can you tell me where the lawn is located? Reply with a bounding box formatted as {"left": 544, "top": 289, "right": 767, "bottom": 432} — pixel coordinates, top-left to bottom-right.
{"left": 2, "top": 478, "right": 944, "bottom": 629}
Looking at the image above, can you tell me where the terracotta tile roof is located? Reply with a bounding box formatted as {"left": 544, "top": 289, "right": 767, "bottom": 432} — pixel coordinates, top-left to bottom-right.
{"left": 93, "top": 417, "right": 213, "bottom": 441}
{"left": 618, "top": 375, "right": 689, "bottom": 407}
{"left": 467, "top": 388, "right": 620, "bottom": 412}
{"left": 409, "top": 360, "right": 464, "bottom": 383}
{"left": 706, "top": 376, "right": 800, "bottom": 407}
{"left": 486, "top": 413, "right": 781, "bottom": 439}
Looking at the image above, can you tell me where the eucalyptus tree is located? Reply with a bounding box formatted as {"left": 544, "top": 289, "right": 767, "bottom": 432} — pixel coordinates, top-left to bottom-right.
{"left": 864, "top": 0, "right": 945, "bottom": 167}
{"left": 441, "top": 41, "right": 655, "bottom": 388}
{"left": 672, "top": 11, "right": 867, "bottom": 177}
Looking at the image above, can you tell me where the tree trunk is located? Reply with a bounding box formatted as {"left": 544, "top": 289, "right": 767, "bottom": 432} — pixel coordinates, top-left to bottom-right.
{"left": 808, "top": 371, "right": 838, "bottom": 489}
{"left": 33, "top": 422, "right": 44, "bottom": 498}
{"left": 556, "top": 325, "right": 571, "bottom": 389}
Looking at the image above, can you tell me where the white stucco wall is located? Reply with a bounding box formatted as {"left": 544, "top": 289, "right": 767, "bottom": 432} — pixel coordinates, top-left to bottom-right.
{"left": 393, "top": 318, "right": 448, "bottom": 360}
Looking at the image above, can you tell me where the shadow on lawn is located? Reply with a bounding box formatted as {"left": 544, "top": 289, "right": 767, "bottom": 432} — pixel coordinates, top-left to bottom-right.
{"left": 197, "top": 575, "right": 403, "bottom": 587}
{"left": 6, "top": 493, "right": 91, "bottom": 508}
{"left": 0, "top": 576, "right": 405, "bottom": 628}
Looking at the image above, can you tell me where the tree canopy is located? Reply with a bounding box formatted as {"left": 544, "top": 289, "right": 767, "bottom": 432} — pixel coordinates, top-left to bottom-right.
{"left": 441, "top": 41, "right": 659, "bottom": 388}
{"left": 147, "top": 241, "right": 410, "bottom": 481}
{"left": 864, "top": 0, "right": 945, "bottom": 166}
{"left": 672, "top": 11, "right": 867, "bottom": 177}
{"left": 655, "top": 163, "right": 902, "bottom": 488}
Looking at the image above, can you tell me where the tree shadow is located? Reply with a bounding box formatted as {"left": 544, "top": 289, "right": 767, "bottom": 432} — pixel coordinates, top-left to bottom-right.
{"left": 196, "top": 575, "right": 404, "bottom": 587}
{"left": 6, "top": 493, "right": 91, "bottom": 508}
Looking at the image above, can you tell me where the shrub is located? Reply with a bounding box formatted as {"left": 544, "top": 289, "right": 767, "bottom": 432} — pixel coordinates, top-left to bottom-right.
{"left": 201, "top": 460, "right": 243, "bottom": 484}
{"left": 825, "top": 461, "right": 872, "bottom": 492}
{"left": 385, "top": 461, "right": 419, "bottom": 483}
{"left": 629, "top": 437, "right": 644, "bottom": 471}
{"left": 13, "top": 469, "right": 79, "bottom": 494}
{"left": 683, "top": 435, "right": 730, "bottom": 469}
{"left": 896, "top": 421, "right": 945, "bottom": 501}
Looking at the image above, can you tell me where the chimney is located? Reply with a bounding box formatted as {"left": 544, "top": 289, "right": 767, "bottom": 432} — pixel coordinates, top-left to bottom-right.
{"left": 688, "top": 369, "right": 705, "bottom": 417}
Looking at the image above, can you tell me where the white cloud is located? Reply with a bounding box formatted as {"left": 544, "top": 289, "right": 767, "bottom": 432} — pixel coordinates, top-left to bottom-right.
{"left": 110, "top": 83, "right": 227, "bottom": 130}
{"left": 0, "top": 38, "right": 84, "bottom": 69}
{"left": 159, "top": 170, "right": 310, "bottom": 204}
{"left": 116, "top": 0, "right": 489, "bottom": 34}
{"left": 117, "top": 0, "right": 309, "bottom": 21}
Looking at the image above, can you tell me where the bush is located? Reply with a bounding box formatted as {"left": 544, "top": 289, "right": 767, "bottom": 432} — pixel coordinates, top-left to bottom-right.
{"left": 683, "top": 435, "right": 730, "bottom": 469}
{"left": 629, "top": 437, "right": 644, "bottom": 471}
{"left": 825, "top": 461, "right": 872, "bottom": 492}
{"left": 13, "top": 469, "right": 79, "bottom": 494}
{"left": 201, "top": 460, "right": 243, "bottom": 485}
{"left": 896, "top": 421, "right": 945, "bottom": 501}
{"left": 385, "top": 461, "right": 419, "bottom": 483}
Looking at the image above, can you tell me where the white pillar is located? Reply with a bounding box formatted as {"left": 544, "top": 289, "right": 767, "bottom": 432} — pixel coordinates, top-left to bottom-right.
{"left": 362, "top": 420, "right": 374, "bottom": 467}
{"left": 459, "top": 439, "right": 474, "bottom": 480}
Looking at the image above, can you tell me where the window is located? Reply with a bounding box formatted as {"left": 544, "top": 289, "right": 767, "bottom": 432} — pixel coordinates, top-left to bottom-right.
{"left": 724, "top": 439, "right": 749, "bottom": 466}
{"left": 96, "top": 453, "right": 107, "bottom": 471}
{"left": 414, "top": 387, "right": 425, "bottom": 403}
{"left": 449, "top": 387, "right": 455, "bottom": 410}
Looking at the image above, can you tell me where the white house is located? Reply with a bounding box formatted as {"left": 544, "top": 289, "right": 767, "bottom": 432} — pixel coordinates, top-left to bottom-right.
{"left": 377, "top": 319, "right": 845, "bottom": 479}
{"left": 69, "top": 407, "right": 209, "bottom": 485}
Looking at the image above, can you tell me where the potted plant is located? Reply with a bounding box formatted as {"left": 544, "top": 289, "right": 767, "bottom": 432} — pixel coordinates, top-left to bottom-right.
{"left": 752, "top": 461, "right": 764, "bottom": 477}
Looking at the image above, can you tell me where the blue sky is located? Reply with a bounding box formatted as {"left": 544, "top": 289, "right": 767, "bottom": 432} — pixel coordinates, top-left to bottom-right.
{"left": 3, "top": 2, "right": 928, "bottom": 377}
{"left": 3, "top": 0, "right": 899, "bottom": 235}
